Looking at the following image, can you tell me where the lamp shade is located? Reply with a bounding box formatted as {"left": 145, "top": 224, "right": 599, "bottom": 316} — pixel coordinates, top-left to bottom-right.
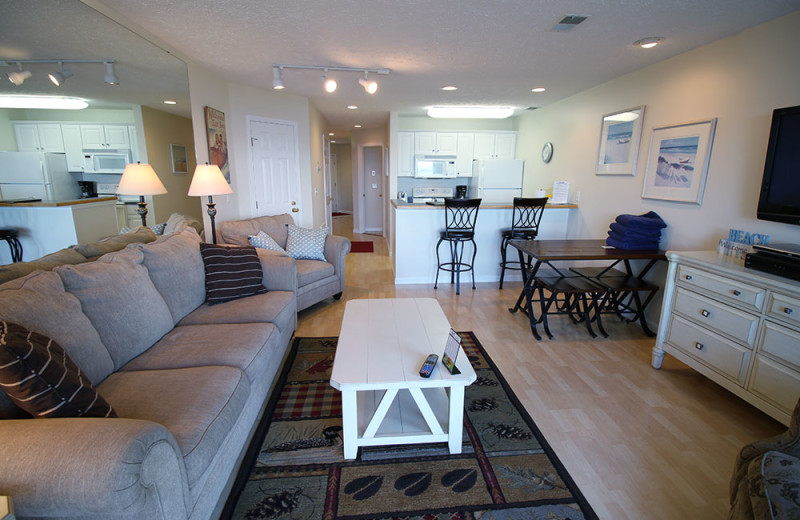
{"left": 188, "top": 164, "right": 233, "bottom": 196}
{"left": 117, "top": 162, "right": 168, "bottom": 195}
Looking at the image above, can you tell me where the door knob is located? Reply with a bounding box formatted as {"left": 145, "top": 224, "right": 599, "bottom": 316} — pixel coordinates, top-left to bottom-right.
{"left": 291, "top": 201, "right": 296, "bottom": 205}
{"left": 292, "top": 207, "right": 299, "bottom": 213}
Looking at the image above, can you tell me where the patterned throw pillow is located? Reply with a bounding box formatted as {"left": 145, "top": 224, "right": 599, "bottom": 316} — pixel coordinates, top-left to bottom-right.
{"left": 248, "top": 231, "right": 286, "bottom": 254}
{"left": 150, "top": 222, "right": 167, "bottom": 235}
{"left": 0, "top": 321, "right": 117, "bottom": 418}
{"left": 285, "top": 225, "right": 328, "bottom": 261}
{"left": 199, "top": 244, "right": 268, "bottom": 305}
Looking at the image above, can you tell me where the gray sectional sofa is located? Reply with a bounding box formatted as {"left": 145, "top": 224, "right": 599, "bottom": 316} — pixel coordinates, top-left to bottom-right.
{"left": 218, "top": 213, "right": 350, "bottom": 311}
{"left": 0, "top": 228, "right": 297, "bottom": 519}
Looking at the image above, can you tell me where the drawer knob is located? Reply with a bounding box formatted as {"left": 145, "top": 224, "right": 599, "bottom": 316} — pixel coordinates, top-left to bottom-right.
{"left": 695, "top": 342, "right": 704, "bottom": 350}
{"left": 785, "top": 308, "right": 794, "bottom": 315}
{"left": 732, "top": 290, "right": 742, "bottom": 296}
{"left": 701, "top": 309, "right": 710, "bottom": 318}
{"left": 685, "top": 275, "right": 693, "bottom": 281}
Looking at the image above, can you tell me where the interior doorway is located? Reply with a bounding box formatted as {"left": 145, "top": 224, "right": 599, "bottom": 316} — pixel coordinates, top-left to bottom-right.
{"left": 362, "top": 145, "right": 383, "bottom": 234}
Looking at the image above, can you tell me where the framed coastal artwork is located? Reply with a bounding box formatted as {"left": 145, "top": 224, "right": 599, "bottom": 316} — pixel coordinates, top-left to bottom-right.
{"left": 641, "top": 118, "right": 717, "bottom": 204}
{"left": 204, "top": 106, "right": 230, "bottom": 183}
{"left": 170, "top": 144, "right": 188, "bottom": 173}
{"left": 596, "top": 106, "right": 645, "bottom": 175}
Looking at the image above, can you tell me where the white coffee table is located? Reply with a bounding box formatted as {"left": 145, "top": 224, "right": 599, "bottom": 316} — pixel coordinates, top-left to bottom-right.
{"left": 330, "top": 298, "right": 477, "bottom": 459}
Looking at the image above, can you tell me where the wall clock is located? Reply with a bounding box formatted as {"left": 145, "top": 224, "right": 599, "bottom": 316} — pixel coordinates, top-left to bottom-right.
{"left": 542, "top": 142, "right": 554, "bottom": 163}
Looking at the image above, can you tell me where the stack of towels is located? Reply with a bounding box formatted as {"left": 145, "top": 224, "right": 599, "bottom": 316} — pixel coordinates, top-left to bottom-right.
{"left": 606, "top": 211, "right": 666, "bottom": 250}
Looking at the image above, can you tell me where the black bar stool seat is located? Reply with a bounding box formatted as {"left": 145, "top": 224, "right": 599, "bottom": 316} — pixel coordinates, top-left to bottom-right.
{"left": 434, "top": 198, "right": 481, "bottom": 295}
{"left": 499, "top": 197, "right": 548, "bottom": 289}
{"left": 0, "top": 228, "right": 23, "bottom": 263}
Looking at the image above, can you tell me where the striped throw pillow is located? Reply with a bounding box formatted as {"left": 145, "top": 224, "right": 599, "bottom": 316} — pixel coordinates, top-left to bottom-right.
{"left": 199, "top": 244, "right": 267, "bottom": 305}
{"left": 0, "top": 321, "right": 116, "bottom": 418}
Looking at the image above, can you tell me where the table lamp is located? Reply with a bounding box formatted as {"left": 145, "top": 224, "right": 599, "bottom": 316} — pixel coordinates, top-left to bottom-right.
{"left": 117, "top": 162, "right": 168, "bottom": 226}
{"left": 188, "top": 163, "right": 232, "bottom": 244}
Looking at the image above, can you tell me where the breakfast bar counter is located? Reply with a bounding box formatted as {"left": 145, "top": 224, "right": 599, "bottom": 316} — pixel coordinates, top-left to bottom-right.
{"left": 391, "top": 199, "right": 578, "bottom": 285}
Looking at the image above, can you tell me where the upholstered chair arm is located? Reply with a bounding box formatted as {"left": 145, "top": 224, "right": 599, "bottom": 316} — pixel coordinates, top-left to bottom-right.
{"left": 324, "top": 235, "right": 351, "bottom": 291}
{"left": 0, "top": 418, "right": 190, "bottom": 519}
{"left": 256, "top": 248, "right": 298, "bottom": 293}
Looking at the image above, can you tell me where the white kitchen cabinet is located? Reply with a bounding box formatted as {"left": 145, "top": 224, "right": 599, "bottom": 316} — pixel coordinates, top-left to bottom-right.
{"left": 456, "top": 133, "right": 474, "bottom": 177}
{"left": 80, "top": 124, "right": 130, "bottom": 149}
{"left": 61, "top": 124, "right": 85, "bottom": 172}
{"left": 398, "top": 132, "right": 415, "bottom": 177}
{"left": 127, "top": 125, "right": 140, "bottom": 163}
{"left": 14, "top": 123, "right": 65, "bottom": 152}
{"left": 414, "top": 132, "right": 457, "bottom": 155}
{"left": 653, "top": 250, "right": 800, "bottom": 425}
{"left": 473, "top": 132, "right": 516, "bottom": 159}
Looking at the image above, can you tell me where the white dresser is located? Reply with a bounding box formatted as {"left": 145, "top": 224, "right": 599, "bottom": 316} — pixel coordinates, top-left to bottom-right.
{"left": 652, "top": 250, "right": 800, "bottom": 425}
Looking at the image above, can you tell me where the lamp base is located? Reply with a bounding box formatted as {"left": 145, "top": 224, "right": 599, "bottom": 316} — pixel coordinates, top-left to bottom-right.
{"left": 137, "top": 196, "right": 148, "bottom": 227}
{"left": 207, "top": 195, "right": 217, "bottom": 244}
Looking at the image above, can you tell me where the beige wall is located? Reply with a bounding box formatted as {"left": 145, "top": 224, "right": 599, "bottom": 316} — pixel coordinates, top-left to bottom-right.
{"left": 308, "top": 103, "right": 329, "bottom": 227}
{"left": 514, "top": 10, "right": 800, "bottom": 251}
{"left": 140, "top": 105, "right": 200, "bottom": 224}
{"left": 332, "top": 143, "right": 353, "bottom": 212}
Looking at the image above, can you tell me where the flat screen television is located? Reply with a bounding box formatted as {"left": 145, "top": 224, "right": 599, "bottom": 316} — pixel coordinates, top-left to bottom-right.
{"left": 757, "top": 104, "right": 800, "bottom": 225}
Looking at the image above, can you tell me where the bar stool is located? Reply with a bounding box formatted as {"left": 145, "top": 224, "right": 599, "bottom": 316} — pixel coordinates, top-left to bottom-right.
{"left": 0, "top": 228, "right": 23, "bottom": 263}
{"left": 531, "top": 269, "right": 608, "bottom": 340}
{"left": 434, "top": 198, "right": 481, "bottom": 295}
{"left": 499, "top": 197, "right": 548, "bottom": 289}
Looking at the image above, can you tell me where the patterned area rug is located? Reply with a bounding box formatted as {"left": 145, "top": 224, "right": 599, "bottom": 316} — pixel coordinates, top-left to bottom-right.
{"left": 223, "top": 333, "right": 597, "bottom": 519}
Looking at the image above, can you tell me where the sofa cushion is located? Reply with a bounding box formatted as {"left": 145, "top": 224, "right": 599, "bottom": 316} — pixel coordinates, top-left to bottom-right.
{"left": 285, "top": 225, "right": 327, "bottom": 261}
{"left": 199, "top": 244, "right": 267, "bottom": 305}
{"left": 0, "top": 321, "right": 116, "bottom": 418}
{"left": 249, "top": 231, "right": 287, "bottom": 254}
{"left": 219, "top": 213, "right": 294, "bottom": 247}
{"left": 179, "top": 290, "right": 296, "bottom": 333}
{"left": 164, "top": 213, "right": 203, "bottom": 236}
{"left": 121, "top": 322, "right": 278, "bottom": 383}
{"left": 72, "top": 226, "right": 157, "bottom": 260}
{"left": 0, "top": 270, "right": 113, "bottom": 386}
{"left": 297, "top": 259, "right": 335, "bottom": 287}
{"left": 138, "top": 229, "right": 205, "bottom": 324}
{"left": 98, "top": 366, "right": 250, "bottom": 485}
{"left": 0, "top": 247, "right": 88, "bottom": 285}
{"left": 56, "top": 248, "right": 174, "bottom": 370}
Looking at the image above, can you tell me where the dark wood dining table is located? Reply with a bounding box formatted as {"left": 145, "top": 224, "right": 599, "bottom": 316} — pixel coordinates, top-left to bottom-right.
{"left": 508, "top": 239, "right": 667, "bottom": 338}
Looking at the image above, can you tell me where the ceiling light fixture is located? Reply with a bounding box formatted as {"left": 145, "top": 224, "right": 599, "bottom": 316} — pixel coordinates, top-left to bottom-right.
{"left": 358, "top": 73, "right": 378, "bottom": 94}
{"left": 103, "top": 61, "right": 118, "bottom": 85}
{"left": 323, "top": 72, "right": 337, "bottom": 93}
{"left": 531, "top": 87, "right": 546, "bottom": 93}
{"left": 441, "top": 86, "right": 458, "bottom": 91}
{"left": 7, "top": 64, "right": 32, "bottom": 86}
{"left": 272, "top": 66, "right": 285, "bottom": 90}
{"left": 48, "top": 62, "right": 73, "bottom": 86}
{"left": 0, "top": 95, "right": 88, "bottom": 109}
{"left": 427, "top": 106, "right": 515, "bottom": 119}
{"left": 163, "top": 100, "right": 177, "bottom": 105}
{"left": 347, "top": 105, "right": 358, "bottom": 110}
{"left": 634, "top": 37, "right": 664, "bottom": 49}
{"left": 354, "top": 124, "right": 362, "bottom": 128}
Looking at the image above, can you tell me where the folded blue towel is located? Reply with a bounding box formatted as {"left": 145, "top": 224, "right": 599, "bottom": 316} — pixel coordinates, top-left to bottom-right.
{"left": 615, "top": 211, "right": 667, "bottom": 230}
{"left": 609, "top": 222, "right": 662, "bottom": 240}
{"left": 606, "top": 231, "right": 660, "bottom": 250}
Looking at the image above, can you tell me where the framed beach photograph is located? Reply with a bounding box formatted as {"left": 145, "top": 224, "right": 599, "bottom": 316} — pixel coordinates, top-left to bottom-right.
{"left": 596, "top": 106, "right": 645, "bottom": 175}
{"left": 641, "top": 118, "right": 717, "bottom": 204}
{"left": 170, "top": 144, "right": 188, "bottom": 173}
{"left": 204, "top": 106, "right": 231, "bottom": 183}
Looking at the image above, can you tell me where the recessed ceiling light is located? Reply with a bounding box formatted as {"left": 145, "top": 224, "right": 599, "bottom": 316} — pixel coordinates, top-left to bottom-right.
{"left": 441, "top": 86, "right": 458, "bottom": 91}
{"left": 328, "top": 132, "right": 335, "bottom": 136}
{"left": 163, "top": 100, "right": 177, "bottom": 105}
{"left": 634, "top": 37, "right": 664, "bottom": 49}
{"left": 427, "top": 106, "right": 515, "bottom": 119}
{"left": 347, "top": 105, "right": 358, "bottom": 110}
{"left": 0, "top": 95, "right": 88, "bottom": 109}
{"left": 531, "top": 87, "right": 546, "bottom": 93}
{"left": 354, "top": 124, "right": 362, "bottom": 128}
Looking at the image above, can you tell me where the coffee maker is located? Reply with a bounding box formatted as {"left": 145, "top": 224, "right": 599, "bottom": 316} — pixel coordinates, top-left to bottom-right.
{"left": 78, "top": 181, "right": 98, "bottom": 199}
{"left": 455, "top": 185, "right": 468, "bottom": 199}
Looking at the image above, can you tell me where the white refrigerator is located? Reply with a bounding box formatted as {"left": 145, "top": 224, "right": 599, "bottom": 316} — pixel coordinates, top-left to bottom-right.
{"left": 469, "top": 159, "right": 524, "bottom": 203}
{"left": 0, "top": 152, "right": 79, "bottom": 201}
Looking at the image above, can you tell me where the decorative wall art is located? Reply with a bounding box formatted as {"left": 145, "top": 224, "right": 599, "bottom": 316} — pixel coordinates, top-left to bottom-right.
{"left": 596, "top": 106, "right": 645, "bottom": 175}
{"left": 204, "top": 106, "right": 230, "bottom": 183}
{"left": 170, "top": 144, "right": 188, "bottom": 173}
{"left": 641, "top": 118, "right": 717, "bottom": 204}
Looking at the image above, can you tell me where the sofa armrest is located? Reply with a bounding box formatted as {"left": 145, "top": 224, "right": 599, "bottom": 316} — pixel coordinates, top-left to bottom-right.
{"left": 0, "top": 418, "right": 190, "bottom": 519}
{"left": 256, "top": 248, "right": 298, "bottom": 293}
{"left": 325, "top": 235, "right": 351, "bottom": 289}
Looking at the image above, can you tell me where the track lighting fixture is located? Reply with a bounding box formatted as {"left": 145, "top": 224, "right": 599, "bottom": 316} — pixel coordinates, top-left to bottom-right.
{"left": 272, "top": 66, "right": 285, "bottom": 90}
{"left": 271, "top": 64, "right": 390, "bottom": 94}
{"left": 2, "top": 58, "right": 118, "bottom": 86}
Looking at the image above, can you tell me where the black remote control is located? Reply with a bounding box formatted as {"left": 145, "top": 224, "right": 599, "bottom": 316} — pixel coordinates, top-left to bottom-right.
{"left": 419, "top": 354, "right": 438, "bottom": 378}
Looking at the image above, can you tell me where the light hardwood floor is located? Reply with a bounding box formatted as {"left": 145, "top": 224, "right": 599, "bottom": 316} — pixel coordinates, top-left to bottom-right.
{"left": 297, "top": 215, "right": 784, "bottom": 520}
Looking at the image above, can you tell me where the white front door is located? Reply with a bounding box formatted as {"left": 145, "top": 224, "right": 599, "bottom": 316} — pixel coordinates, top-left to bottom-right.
{"left": 249, "top": 118, "right": 300, "bottom": 220}
{"left": 363, "top": 146, "right": 383, "bottom": 233}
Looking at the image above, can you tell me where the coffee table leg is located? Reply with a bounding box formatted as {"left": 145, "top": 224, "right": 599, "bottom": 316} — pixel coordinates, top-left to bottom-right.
{"left": 448, "top": 385, "right": 465, "bottom": 454}
{"left": 341, "top": 388, "right": 359, "bottom": 459}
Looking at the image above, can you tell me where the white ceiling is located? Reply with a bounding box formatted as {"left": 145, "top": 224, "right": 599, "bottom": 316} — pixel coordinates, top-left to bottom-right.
{"left": 3, "top": 1, "right": 799, "bottom": 132}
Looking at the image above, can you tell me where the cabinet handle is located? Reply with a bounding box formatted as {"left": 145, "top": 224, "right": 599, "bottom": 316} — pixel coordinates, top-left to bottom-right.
{"left": 732, "top": 290, "right": 742, "bottom": 296}
{"left": 685, "top": 275, "right": 693, "bottom": 281}
{"left": 695, "top": 342, "right": 704, "bottom": 350}
{"left": 785, "top": 308, "right": 794, "bottom": 315}
{"left": 701, "top": 309, "right": 710, "bottom": 318}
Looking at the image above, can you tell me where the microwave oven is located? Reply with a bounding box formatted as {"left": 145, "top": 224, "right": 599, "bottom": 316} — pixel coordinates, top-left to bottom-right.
{"left": 83, "top": 152, "right": 130, "bottom": 173}
{"left": 414, "top": 155, "right": 457, "bottom": 178}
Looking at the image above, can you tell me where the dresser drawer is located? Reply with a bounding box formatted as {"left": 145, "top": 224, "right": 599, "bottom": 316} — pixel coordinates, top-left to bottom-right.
{"left": 758, "top": 320, "right": 800, "bottom": 370}
{"left": 673, "top": 287, "right": 759, "bottom": 346}
{"left": 767, "top": 292, "right": 800, "bottom": 328}
{"left": 676, "top": 265, "right": 764, "bottom": 312}
{"left": 667, "top": 315, "right": 751, "bottom": 384}
{"left": 749, "top": 354, "right": 800, "bottom": 414}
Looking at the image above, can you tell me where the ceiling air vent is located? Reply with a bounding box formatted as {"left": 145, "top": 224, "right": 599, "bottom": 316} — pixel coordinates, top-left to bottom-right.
{"left": 548, "top": 14, "right": 589, "bottom": 32}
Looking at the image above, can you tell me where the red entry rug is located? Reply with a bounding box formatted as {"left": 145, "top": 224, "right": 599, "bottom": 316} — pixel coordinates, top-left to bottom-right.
{"left": 350, "top": 241, "right": 374, "bottom": 253}
{"left": 332, "top": 212, "right": 349, "bottom": 217}
{"left": 222, "top": 333, "right": 598, "bottom": 520}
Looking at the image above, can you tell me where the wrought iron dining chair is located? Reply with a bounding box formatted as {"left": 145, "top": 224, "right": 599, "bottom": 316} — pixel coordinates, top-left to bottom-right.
{"left": 499, "top": 197, "right": 548, "bottom": 289}
{"left": 434, "top": 198, "right": 481, "bottom": 295}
